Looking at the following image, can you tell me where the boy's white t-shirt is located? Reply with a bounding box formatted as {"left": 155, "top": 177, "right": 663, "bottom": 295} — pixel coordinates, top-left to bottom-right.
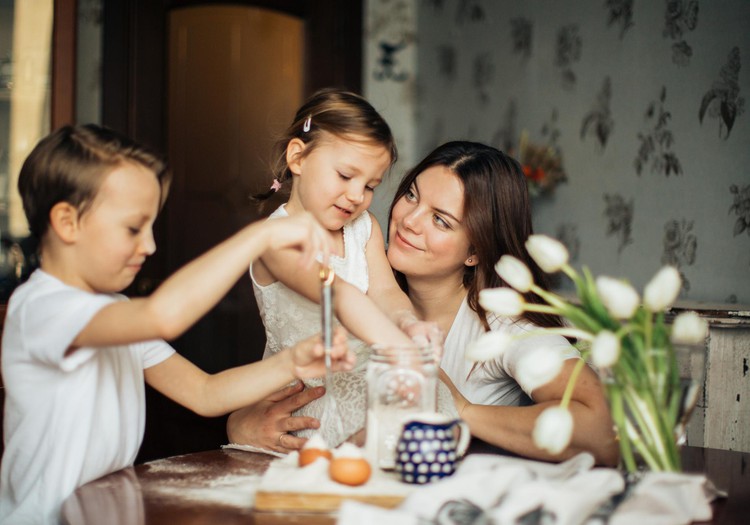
{"left": 440, "top": 298, "right": 580, "bottom": 406}
{"left": 0, "top": 270, "right": 174, "bottom": 524}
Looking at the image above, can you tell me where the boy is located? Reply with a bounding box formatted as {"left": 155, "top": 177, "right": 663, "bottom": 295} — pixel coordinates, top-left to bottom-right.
{"left": 0, "top": 124, "right": 351, "bottom": 523}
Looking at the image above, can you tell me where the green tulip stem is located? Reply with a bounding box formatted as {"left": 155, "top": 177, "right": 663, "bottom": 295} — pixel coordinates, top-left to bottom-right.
{"left": 559, "top": 357, "right": 586, "bottom": 409}
{"left": 523, "top": 302, "right": 564, "bottom": 315}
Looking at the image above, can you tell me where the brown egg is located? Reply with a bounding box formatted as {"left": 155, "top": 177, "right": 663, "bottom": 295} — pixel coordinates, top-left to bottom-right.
{"left": 298, "top": 447, "right": 333, "bottom": 467}
{"left": 329, "top": 457, "right": 372, "bottom": 486}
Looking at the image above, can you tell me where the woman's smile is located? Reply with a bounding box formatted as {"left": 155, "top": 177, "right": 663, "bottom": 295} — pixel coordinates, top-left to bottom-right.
{"left": 393, "top": 230, "right": 422, "bottom": 251}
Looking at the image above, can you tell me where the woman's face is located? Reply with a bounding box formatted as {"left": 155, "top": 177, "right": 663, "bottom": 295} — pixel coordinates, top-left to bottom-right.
{"left": 388, "top": 165, "right": 475, "bottom": 282}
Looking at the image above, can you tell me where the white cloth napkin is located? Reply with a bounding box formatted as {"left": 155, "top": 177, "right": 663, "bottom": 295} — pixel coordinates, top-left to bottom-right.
{"left": 337, "top": 453, "right": 717, "bottom": 525}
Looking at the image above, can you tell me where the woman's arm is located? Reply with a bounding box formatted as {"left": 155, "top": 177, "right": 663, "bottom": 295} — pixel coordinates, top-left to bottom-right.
{"left": 145, "top": 329, "right": 353, "bottom": 417}
{"left": 444, "top": 361, "right": 619, "bottom": 466}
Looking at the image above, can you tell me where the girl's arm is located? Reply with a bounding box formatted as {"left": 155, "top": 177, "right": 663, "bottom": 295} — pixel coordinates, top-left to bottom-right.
{"left": 444, "top": 361, "right": 619, "bottom": 466}
{"left": 365, "top": 219, "right": 443, "bottom": 345}
{"left": 257, "top": 235, "right": 413, "bottom": 347}
{"left": 145, "top": 329, "right": 353, "bottom": 417}
{"left": 72, "top": 213, "right": 331, "bottom": 349}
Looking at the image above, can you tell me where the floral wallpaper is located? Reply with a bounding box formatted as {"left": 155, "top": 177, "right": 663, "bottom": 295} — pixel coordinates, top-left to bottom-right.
{"left": 367, "top": 0, "right": 749, "bottom": 304}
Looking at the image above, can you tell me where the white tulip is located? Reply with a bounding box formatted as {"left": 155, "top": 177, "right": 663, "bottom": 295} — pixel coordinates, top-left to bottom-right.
{"left": 479, "top": 287, "right": 525, "bottom": 316}
{"left": 532, "top": 406, "right": 574, "bottom": 454}
{"left": 516, "top": 346, "right": 565, "bottom": 392}
{"left": 644, "top": 266, "right": 682, "bottom": 312}
{"left": 495, "top": 255, "right": 533, "bottom": 292}
{"left": 595, "top": 276, "right": 640, "bottom": 319}
{"left": 525, "top": 235, "right": 569, "bottom": 273}
{"left": 591, "top": 330, "right": 620, "bottom": 368}
{"left": 466, "top": 331, "right": 515, "bottom": 362}
{"left": 671, "top": 311, "right": 708, "bottom": 345}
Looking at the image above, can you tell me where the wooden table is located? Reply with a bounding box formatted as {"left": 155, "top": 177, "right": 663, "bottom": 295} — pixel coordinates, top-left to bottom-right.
{"left": 61, "top": 444, "right": 750, "bottom": 524}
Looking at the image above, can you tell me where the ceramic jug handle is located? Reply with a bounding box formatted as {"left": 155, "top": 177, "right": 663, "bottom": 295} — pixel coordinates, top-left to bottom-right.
{"left": 455, "top": 420, "right": 471, "bottom": 457}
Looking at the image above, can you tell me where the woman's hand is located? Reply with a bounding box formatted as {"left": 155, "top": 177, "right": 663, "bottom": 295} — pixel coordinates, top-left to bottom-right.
{"left": 226, "top": 381, "right": 325, "bottom": 453}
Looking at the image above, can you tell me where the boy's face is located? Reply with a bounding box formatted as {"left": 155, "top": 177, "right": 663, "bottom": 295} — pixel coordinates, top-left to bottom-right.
{"left": 74, "top": 162, "right": 161, "bottom": 293}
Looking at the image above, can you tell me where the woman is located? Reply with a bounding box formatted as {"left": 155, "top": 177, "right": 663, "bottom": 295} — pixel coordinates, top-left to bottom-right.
{"left": 386, "top": 141, "right": 617, "bottom": 465}
{"left": 229, "top": 141, "right": 618, "bottom": 465}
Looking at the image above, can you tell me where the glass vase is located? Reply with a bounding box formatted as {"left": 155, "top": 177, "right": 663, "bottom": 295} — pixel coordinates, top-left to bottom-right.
{"left": 604, "top": 342, "right": 706, "bottom": 473}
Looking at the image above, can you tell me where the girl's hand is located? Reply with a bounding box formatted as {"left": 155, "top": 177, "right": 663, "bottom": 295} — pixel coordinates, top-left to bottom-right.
{"left": 396, "top": 311, "right": 445, "bottom": 361}
{"left": 266, "top": 212, "right": 332, "bottom": 269}
{"left": 290, "top": 327, "right": 354, "bottom": 379}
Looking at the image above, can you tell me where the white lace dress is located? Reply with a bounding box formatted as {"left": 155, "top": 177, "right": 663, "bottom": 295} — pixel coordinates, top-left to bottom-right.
{"left": 252, "top": 204, "right": 457, "bottom": 446}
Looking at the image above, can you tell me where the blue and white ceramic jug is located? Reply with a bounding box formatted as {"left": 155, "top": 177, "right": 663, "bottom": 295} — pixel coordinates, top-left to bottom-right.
{"left": 395, "top": 412, "right": 470, "bottom": 484}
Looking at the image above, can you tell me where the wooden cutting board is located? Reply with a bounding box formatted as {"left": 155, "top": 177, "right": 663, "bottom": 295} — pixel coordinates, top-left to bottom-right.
{"left": 253, "top": 489, "right": 405, "bottom": 513}
{"left": 252, "top": 454, "right": 414, "bottom": 513}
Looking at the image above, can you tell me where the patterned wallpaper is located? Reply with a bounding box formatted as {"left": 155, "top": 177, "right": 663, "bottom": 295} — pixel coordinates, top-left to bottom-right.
{"left": 367, "top": 0, "right": 749, "bottom": 305}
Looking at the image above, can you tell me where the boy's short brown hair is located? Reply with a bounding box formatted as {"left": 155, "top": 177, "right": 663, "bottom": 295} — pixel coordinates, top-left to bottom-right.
{"left": 18, "top": 124, "right": 171, "bottom": 239}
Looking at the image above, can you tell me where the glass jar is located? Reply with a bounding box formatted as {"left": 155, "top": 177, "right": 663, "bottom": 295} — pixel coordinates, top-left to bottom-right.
{"left": 365, "top": 343, "right": 437, "bottom": 470}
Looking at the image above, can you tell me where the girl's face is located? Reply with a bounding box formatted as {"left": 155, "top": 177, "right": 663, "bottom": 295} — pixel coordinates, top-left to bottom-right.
{"left": 73, "top": 162, "right": 160, "bottom": 293}
{"left": 286, "top": 132, "right": 391, "bottom": 231}
{"left": 388, "top": 166, "right": 476, "bottom": 282}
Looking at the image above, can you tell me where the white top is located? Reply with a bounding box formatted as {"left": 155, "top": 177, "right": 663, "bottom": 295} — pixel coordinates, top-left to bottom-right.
{"left": 251, "top": 205, "right": 457, "bottom": 445}
{"left": 251, "top": 205, "right": 374, "bottom": 446}
{"left": 0, "top": 270, "right": 174, "bottom": 524}
{"left": 440, "top": 297, "right": 579, "bottom": 406}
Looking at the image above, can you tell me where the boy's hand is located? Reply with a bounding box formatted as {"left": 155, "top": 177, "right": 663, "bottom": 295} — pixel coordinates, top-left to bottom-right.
{"left": 291, "top": 327, "right": 354, "bottom": 379}
{"left": 266, "top": 212, "right": 332, "bottom": 268}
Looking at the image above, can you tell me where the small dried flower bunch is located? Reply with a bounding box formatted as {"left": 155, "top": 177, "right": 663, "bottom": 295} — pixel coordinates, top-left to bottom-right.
{"left": 467, "top": 235, "right": 708, "bottom": 471}
{"left": 518, "top": 131, "right": 567, "bottom": 198}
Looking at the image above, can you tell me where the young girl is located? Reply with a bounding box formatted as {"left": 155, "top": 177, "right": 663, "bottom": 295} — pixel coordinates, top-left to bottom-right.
{"left": 251, "top": 89, "right": 453, "bottom": 448}
{"left": 0, "top": 124, "right": 353, "bottom": 523}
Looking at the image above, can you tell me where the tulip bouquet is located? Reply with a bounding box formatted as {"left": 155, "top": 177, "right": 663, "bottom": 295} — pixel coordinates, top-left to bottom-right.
{"left": 467, "top": 235, "right": 708, "bottom": 472}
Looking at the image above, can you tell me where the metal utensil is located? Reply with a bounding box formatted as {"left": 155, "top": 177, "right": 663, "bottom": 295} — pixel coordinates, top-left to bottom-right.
{"left": 319, "top": 265, "right": 344, "bottom": 446}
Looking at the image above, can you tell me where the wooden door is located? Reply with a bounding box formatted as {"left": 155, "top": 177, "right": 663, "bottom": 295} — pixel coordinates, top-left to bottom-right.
{"left": 100, "top": 0, "right": 362, "bottom": 461}
{"left": 139, "top": 5, "right": 304, "bottom": 461}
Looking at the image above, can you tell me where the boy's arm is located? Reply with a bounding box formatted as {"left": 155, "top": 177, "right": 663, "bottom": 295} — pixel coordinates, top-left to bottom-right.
{"left": 259, "top": 243, "right": 412, "bottom": 347}
{"left": 72, "top": 213, "right": 330, "bottom": 349}
{"left": 145, "top": 328, "right": 352, "bottom": 417}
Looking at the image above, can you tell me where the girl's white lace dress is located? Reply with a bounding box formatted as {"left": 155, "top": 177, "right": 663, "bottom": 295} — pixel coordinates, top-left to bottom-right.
{"left": 252, "top": 204, "right": 457, "bottom": 446}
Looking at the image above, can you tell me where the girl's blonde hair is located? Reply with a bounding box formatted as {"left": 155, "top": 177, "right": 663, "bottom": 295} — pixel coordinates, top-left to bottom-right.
{"left": 256, "top": 88, "right": 397, "bottom": 201}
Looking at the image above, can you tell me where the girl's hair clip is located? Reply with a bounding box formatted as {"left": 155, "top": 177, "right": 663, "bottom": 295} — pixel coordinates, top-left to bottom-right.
{"left": 270, "top": 179, "right": 282, "bottom": 192}
{"left": 302, "top": 115, "right": 312, "bottom": 133}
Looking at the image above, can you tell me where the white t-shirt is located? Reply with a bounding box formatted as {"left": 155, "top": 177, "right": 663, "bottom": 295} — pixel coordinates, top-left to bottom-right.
{"left": 0, "top": 270, "right": 174, "bottom": 524}
{"left": 440, "top": 298, "right": 579, "bottom": 406}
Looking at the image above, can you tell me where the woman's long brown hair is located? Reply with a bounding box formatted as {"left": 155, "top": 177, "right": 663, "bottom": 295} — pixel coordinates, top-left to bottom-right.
{"left": 388, "top": 141, "right": 564, "bottom": 330}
